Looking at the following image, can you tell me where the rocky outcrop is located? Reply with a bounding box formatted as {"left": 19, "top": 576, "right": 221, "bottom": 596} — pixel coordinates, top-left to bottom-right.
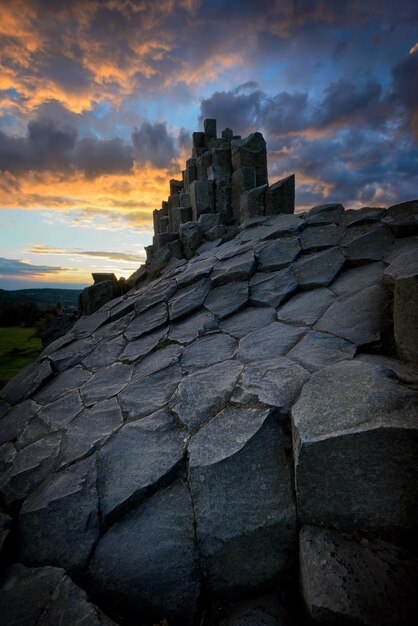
{"left": 1, "top": 123, "right": 418, "bottom": 625}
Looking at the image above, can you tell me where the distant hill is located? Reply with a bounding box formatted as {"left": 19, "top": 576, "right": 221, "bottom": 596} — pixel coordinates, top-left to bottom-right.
{"left": 0, "top": 288, "right": 82, "bottom": 308}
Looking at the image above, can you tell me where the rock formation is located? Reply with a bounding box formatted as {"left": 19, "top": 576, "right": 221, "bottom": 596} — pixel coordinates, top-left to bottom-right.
{"left": 0, "top": 121, "right": 418, "bottom": 625}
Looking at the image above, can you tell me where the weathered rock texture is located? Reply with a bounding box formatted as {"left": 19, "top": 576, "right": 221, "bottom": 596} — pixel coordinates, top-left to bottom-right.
{"left": 1, "top": 121, "right": 418, "bottom": 626}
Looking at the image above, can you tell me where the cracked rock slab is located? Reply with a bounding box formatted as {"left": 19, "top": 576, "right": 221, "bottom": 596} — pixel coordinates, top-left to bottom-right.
{"left": 331, "top": 262, "right": 385, "bottom": 296}
{"left": 237, "top": 322, "right": 305, "bottom": 363}
{"left": 60, "top": 397, "right": 123, "bottom": 467}
{"left": 48, "top": 337, "right": 97, "bottom": 372}
{"left": 125, "top": 302, "right": 168, "bottom": 340}
{"left": 299, "top": 224, "right": 342, "bottom": 251}
{"left": 133, "top": 343, "right": 183, "bottom": 378}
{"left": 261, "top": 214, "right": 304, "bottom": 238}
{"left": 188, "top": 406, "right": 296, "bottom": 598}
{"left": 19, "top": 456, "right": 99, "bottom": 573}
{"left": 205, "top": 281, "right": 249, "bottom": 318}
{"left": 300, "top": 525, "right": 418, "bottom": 626}
{"left": 287, "top": 330, "right": 356, "bottom": 372}
{"left": 304, "top": 203, "right": 344, "bottom": 225}
{"left": 134, "top": 278, "right": 177, "bottom": 314}
{"left": 254, "top": 237, "right": 301, "bottom": 271}
{"left": 340, "top": 222, "right": 394, "bottom": 262}
{"left": 37, "top": 389, "right": 83, "bottom": 432}
{"left": 168, "top": 278, "right": 211, "bottom": 321}
{"left": 119, "top": 363, "right": 182, "bottom": 421}
{"left": 232, "top": 356, "right": 310, "bottom": 411}
{"left": 0, "top": 359, "right": 53, "bottom": 405}
{"left": 170, "top": 360, "right": 242, "bottom": 432}
{"left": 87, "top": 480, "right": 201, "bottom": 626}
{"left": 249, "top": 267, "right": 297, "bottom": 307}
{"left": 98, "top": 410, "right": 186, "bottom": 521}
{"left": 292, "top": 360, "right": 418, "bottom": 531}
{"left": 277, "top": 287, "right": 335, "bottom": 326}
{"left": 176, "top": 256, "right": 216, "bottom": 287}
{"left": 211, "top": 250, "right": 256, "bottom": 286}
{"left": 0, "top": 563, "right": 116, "bottom": 626}
{"left": 119, "top": 326, "right": 168, "bottom": 362}
{"left": 219, "top": 306, "right": 276, "bottom": 338}
{"left": 0, "top": 399, "right": 41, "bottom": 446}
{"left": 181, "top": 333, "right": 237, "bottom": 372}
{"left": 34, "top": 366, "right": 92, "bottom": 405}
{"left": 294, "top": 247, "right": 345, "bottom": 289}
{"left": 315, "top": 284, "right": 392, "bottom": 346}
{"left": 169, "top": 309, "right": 215, "bottom": 343}
{"left": 79, "top": 362, "right": 132, "bottom": 406}
{"left": 81, "top": 334, "right": 127, "bottom": 371}
{"left": 0, "top": 432, "right": 62, "bottom": 507}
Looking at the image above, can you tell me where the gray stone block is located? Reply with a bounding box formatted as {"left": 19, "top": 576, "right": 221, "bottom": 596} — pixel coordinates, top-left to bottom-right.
{"left": 204, "top": 118, "right": 217, "bottom": 139}
{"left": 196, "top": 151, "right": 212, "bottom": 180}
{"left": 300, "top": 525, "right": 418, "bottom": 626}
{"left": 190, "top": 179, "right": 215, "bottom": 220}
{"left": 232, "top": 167, "right": 256, "bottom": 223}
{"left": 87, "top": 481, "right": 201, "bottom": 625}
{"left": 240, "top": 184, "right": 268, "bottom": 221}
{"left": 188, "top": 406, "right": 296, "bottom": 598}
{"left": 382, "top": 199, "right": 418, "bottom": 235}
{"left": 179, "top": 221, "right": 202, "bottom": 259}
{"left": 292, "top": 360, "right": 418, "bottom": 531}
{"left": 19, "top": 456, "right": 99, "bottom": 572}
{"left": 231, "top": 132, "right": 268, "bottom": 187}
{"left": 264, "top": 174, "right": 295, "bottom": 216}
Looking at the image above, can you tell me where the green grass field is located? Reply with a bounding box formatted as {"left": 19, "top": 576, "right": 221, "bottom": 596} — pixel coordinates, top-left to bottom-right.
{"left": 0, "top": 327, "right": 42, "bottom": 390}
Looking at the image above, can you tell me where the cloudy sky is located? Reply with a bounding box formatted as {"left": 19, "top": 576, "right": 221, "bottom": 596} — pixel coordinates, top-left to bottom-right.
{"left": 0, "top": 0, "right": 417, "bottom": 288}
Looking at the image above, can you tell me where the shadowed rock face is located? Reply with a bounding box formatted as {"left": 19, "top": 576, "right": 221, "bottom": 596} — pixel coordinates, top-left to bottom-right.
{"left": 1, "top": 125, "right": 418, "bottom": 625}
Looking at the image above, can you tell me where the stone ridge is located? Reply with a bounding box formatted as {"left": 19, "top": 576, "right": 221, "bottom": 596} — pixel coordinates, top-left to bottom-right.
{"left": 0, "top": 124, "right": 418, "bottom": 625}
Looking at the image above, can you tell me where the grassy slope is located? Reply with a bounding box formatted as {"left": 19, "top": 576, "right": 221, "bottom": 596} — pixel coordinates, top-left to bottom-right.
{"left": 0, "top": 327, "right": 42, "bottom": 390}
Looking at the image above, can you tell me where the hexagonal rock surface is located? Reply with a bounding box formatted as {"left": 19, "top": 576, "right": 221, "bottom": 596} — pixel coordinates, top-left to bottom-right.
{"left": 277, "top": 287, "right": 335, "bottom": 326}
{"left": 205, "top": 281, "right": 249, "bottom": 318}
{"left": 181, "top": 332, "right": 237, "bottom": 372}
{"left": 119, "top": 363, "right": 182, "bottom": 421}
{"left": 299, "top": 224, "right": 342, "bottom": 251}
{"left": 237, "top": 322, "right": 306, "bottom": 363}
{"left": 331, "top": 261, "right": 385, "bottom": 296}
{"left": 300, "top": 526, "right": 418, "bottom": 626}
{"left": 86, "top": 480, "right": 201, "bottom": 626}
{"left": 315, "top": 284, "right": 392, "bottom": 346}
{"left": 211, "top": 250, "right": 256, "bottom": 285}
{"left": 231, "top": 357, "right": 310, "bottom": 411}
{"left": 80, "top": 362, "right": 132, "bottom": 406}
{"left": 170, "top": 360, "right": 242, "bottom": 432}
{"left": 1, "top": 195, "right": 417, "bottom": 626}
{"left": 59, "top": 397, "right": 123, "bottom": 467}
{"left": 287, "top": 330, "right": 356, "bottom": 372}
{"left": 0, "top": 564, "right": 117, "bottom": 626}
{"left": 294, "top": 247, "right": 345, "bottom": 289}
{"left": 168, "top": 278, "right": 212, "bottom": 320}
{"left": 97, "top": 410, "right": 186, "bottom": 521}
{"left": 219, "top": 306, "right": 276, "bottom": 338}
{"left": 339, "top": 222, "right": 394, "bottom": 262}
{"left": 249, "top": 267, "right": 297, "bottom": 307}
{"left": 255, "top": 237, "right": 300, "bottom": 271}
{"left": 188, "top": 407, "right": 296, "bottom": 598}
{"left": 292, "top": 360, "right": 418, "bottom": 531}
{"left": 18, "top": 456, "right": 99, "bottom": 573}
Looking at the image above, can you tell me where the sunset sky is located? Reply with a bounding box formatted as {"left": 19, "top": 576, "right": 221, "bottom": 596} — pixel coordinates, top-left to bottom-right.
{"left": 0, "top": 0, "right": 417, "bottom": 289}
